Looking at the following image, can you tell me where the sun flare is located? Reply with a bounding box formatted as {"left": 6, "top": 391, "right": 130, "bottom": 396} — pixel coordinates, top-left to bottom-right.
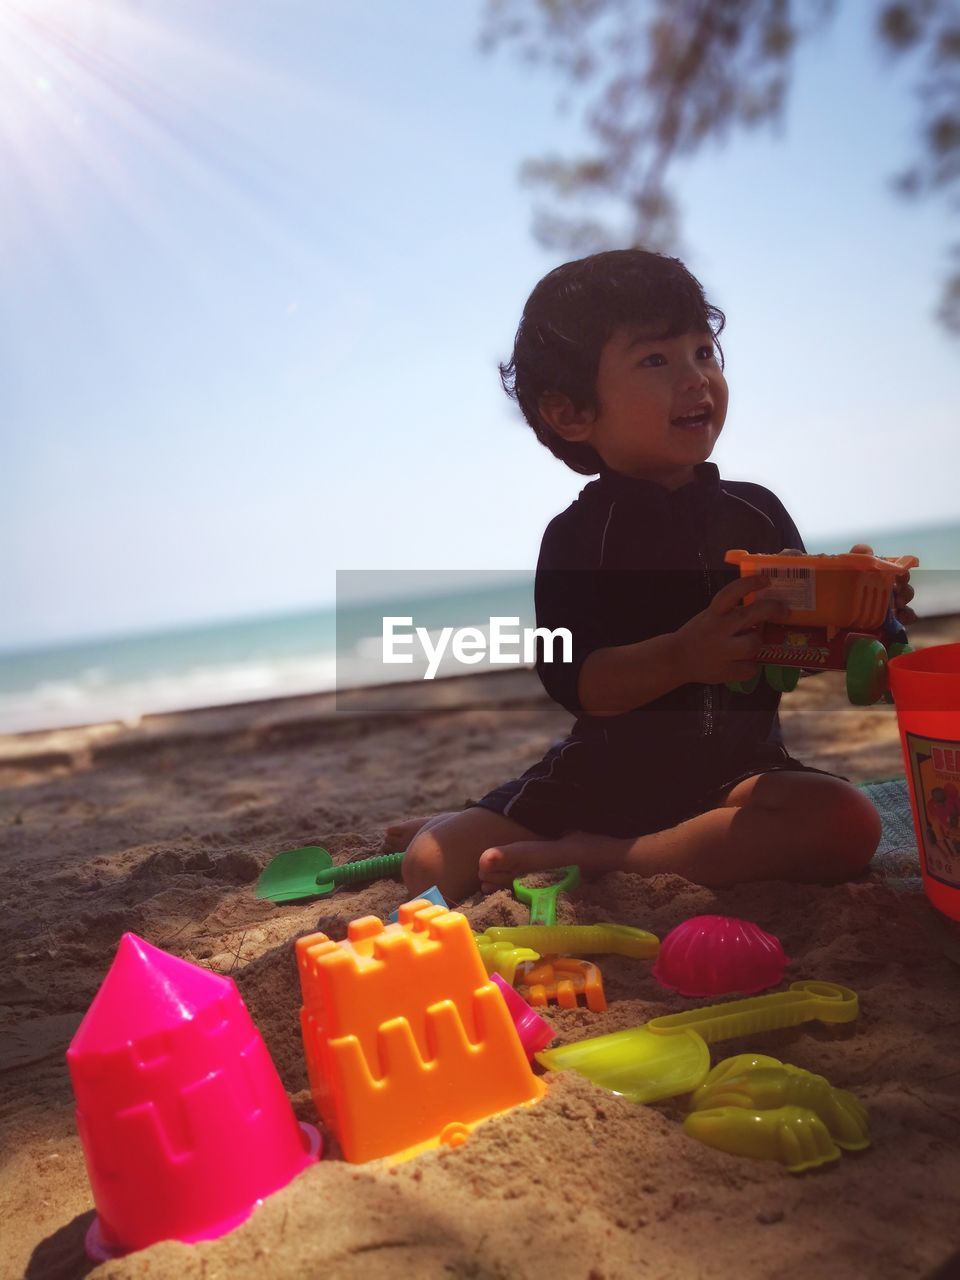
{"left": 0, "top": 0, "right": 283, "bottom": 254}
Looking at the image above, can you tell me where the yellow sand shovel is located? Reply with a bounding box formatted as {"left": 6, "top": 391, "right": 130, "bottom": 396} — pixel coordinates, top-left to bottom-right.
{"left": 535, "top": 980, "right": 858, "bottom": 1105}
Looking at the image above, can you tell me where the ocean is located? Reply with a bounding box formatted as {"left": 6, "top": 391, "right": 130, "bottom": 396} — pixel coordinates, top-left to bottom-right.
{"left": 3, "top": 522, "right": 959, "bottom": 735}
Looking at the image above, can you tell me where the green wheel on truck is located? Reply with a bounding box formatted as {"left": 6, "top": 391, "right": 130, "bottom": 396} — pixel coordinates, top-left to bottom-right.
{"left": 726, "top": 673, "right": 761, "bottom": 695}
{"left": 880, "top": 642, "right": 914, "bottom": 703}
{"left": 887, "top": 643, "right": 914, "bottom": 660}
{"left": 764, "top": 665, "right": 801, "bottom": 693}
{"left": 846, "top": 638, "right": 888, "bottom": 706}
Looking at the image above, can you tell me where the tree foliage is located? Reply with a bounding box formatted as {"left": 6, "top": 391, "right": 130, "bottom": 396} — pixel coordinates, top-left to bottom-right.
{"left": 480, "top": 0, "right": 960, "bottom": 330}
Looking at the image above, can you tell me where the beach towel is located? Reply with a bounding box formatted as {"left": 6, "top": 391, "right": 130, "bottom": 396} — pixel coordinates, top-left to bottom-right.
{"left": 859, "top": 777, "right": 921, "bottom": 885}
{"left": 860, "top": 776, "right": 960, "bottom": 965}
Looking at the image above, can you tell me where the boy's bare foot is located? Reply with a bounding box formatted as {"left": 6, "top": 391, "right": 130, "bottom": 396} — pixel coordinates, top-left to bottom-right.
{"left": 478, "top": 831, "right": 622, "bottom": 892}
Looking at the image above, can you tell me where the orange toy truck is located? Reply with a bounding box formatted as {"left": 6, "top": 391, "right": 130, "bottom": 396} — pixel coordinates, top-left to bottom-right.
{"left": 724, "top": 550, "right": 919, "bottom": 706}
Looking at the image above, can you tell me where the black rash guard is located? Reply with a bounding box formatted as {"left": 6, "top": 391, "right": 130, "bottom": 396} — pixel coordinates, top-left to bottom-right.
{"left": 475, "top": 461, "right": 833, "bottom": 839}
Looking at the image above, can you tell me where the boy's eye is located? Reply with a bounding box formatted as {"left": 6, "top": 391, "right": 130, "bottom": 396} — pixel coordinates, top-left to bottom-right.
{"left": 696, "top": 345, "right": 716, "bottom": 360}
{"left": 637, "top": 352, "right": 667, "bottom": 368}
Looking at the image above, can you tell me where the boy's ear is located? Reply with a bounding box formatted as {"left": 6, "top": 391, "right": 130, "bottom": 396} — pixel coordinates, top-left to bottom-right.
{"left": 538, "top": 392, "right": 594, "bottom": 441}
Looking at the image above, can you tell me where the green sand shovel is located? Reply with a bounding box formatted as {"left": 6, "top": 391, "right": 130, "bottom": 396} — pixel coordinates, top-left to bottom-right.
{"left": 255, "top": 847, "right": 405, "bottom": 904}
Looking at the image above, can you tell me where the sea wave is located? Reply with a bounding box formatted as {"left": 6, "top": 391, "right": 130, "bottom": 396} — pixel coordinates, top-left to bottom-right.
{"left": 0, "top": 654, "right": 340, "bottom": 735}
{"left": 0, "top": 633, "right": 532, "bottom": 735}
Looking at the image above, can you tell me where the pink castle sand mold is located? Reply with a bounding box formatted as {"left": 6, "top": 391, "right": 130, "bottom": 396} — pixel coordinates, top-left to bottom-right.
{"left": 651, "top": 915, "right": 788, "bottom": 997}
{"left": 491, "top": 973, "right": 555, "bottom": 1059}
{"left": 68, "top": 933, "right": 320, "bottom": 1261}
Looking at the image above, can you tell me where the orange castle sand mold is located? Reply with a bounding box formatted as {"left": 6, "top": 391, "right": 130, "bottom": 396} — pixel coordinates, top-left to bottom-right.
{"left": 296, "top": 900, "right": 546, "bottom": 1163}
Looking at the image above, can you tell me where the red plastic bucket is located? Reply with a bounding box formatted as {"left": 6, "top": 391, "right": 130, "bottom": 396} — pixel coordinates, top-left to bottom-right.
{"left": 888, "top": 644, "right": 960, "bottom": 921}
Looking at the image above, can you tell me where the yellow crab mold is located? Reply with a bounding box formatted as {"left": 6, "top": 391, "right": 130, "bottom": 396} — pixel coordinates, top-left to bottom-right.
{"left": 683, "top": 1104, "right": 843, "bottom": 1173}
{"left": 684, "top": 1053, "right": 870, "bottom": 1173}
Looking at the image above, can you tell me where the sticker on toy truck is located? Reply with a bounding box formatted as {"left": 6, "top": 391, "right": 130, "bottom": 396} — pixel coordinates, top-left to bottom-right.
{"left": 759, "top": 566, "right": 816, "bottom": 613}
{"left": 905, "top": 732, "right": 960, "bottom": 891}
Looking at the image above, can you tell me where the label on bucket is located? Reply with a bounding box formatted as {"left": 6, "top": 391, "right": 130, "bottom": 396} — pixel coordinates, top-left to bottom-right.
{"left": 905, "top": 732, "right": 960, "bottom": 890}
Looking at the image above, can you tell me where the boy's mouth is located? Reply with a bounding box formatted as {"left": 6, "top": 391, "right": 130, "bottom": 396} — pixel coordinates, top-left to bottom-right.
{"left": 671, "top": 405, "right": 713, "bottom": 430}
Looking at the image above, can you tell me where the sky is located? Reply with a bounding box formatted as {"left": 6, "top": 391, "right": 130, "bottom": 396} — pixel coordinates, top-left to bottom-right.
{"left": 2, "top": 0, "right": 957, "bottom": 650}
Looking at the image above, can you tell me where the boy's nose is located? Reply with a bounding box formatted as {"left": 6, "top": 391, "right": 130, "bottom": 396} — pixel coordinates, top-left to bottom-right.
{"left": 682, "top": 366, "right": 709, "bottom": 391}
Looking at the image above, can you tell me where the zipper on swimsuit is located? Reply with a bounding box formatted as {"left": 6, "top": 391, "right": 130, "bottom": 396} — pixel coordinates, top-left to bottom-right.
{"left": 697, "top": 548, "right": 715, "bottom": 738}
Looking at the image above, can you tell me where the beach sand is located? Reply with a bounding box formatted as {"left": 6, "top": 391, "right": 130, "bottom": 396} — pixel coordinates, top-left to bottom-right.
{"left": 2, "top": 616, "right": 960, "bottom": 1280}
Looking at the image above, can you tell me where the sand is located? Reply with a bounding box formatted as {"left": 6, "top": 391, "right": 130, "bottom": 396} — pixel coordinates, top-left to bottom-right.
{"left": 2, "top": 616, "right": 960, "bottom": 1280}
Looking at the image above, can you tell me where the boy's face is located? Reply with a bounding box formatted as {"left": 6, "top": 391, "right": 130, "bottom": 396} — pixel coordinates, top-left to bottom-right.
{"left": 548, "top": 326, "right": 728, "bottom": 489}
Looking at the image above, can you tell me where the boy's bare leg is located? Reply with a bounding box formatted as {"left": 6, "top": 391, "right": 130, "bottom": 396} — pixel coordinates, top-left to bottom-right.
{"left": 402, "top": 807, "right": 543, "bottom": 902}
{"left": 476, "top": 773, "right": 882, "bottom": 891}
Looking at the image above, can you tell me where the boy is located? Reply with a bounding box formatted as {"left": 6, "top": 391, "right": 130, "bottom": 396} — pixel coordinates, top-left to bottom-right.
{"left": 396, "top": 250, "right": 914, "bottom": 901}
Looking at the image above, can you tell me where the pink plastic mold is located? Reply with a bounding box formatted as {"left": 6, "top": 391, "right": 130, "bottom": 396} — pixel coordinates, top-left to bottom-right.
{"left": 491, "top": 973, "right": 555, "bottom": 1059}
{"left": 67, "top": 933, "right": 321, "bottom": 1262}
{"left": 651, "top": 915, "right": 788, "bottom": 998}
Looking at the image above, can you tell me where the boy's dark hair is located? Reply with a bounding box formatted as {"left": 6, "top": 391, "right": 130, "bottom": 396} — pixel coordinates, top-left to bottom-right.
{"left": 500, "top": 249, "right": 725, "bottom": 475}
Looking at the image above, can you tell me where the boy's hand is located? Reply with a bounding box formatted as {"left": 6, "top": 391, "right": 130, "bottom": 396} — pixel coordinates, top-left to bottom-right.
{"left": 849, "top": 543, "right": 917, "bottom": 625}
{"left": 675, "top": 575, "right": 789, "bottom": 685}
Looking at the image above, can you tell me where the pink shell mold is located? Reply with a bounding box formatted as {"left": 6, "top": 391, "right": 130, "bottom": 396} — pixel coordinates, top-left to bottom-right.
{"left": 651, "top": 915, "right": 788, "bottom": 997}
